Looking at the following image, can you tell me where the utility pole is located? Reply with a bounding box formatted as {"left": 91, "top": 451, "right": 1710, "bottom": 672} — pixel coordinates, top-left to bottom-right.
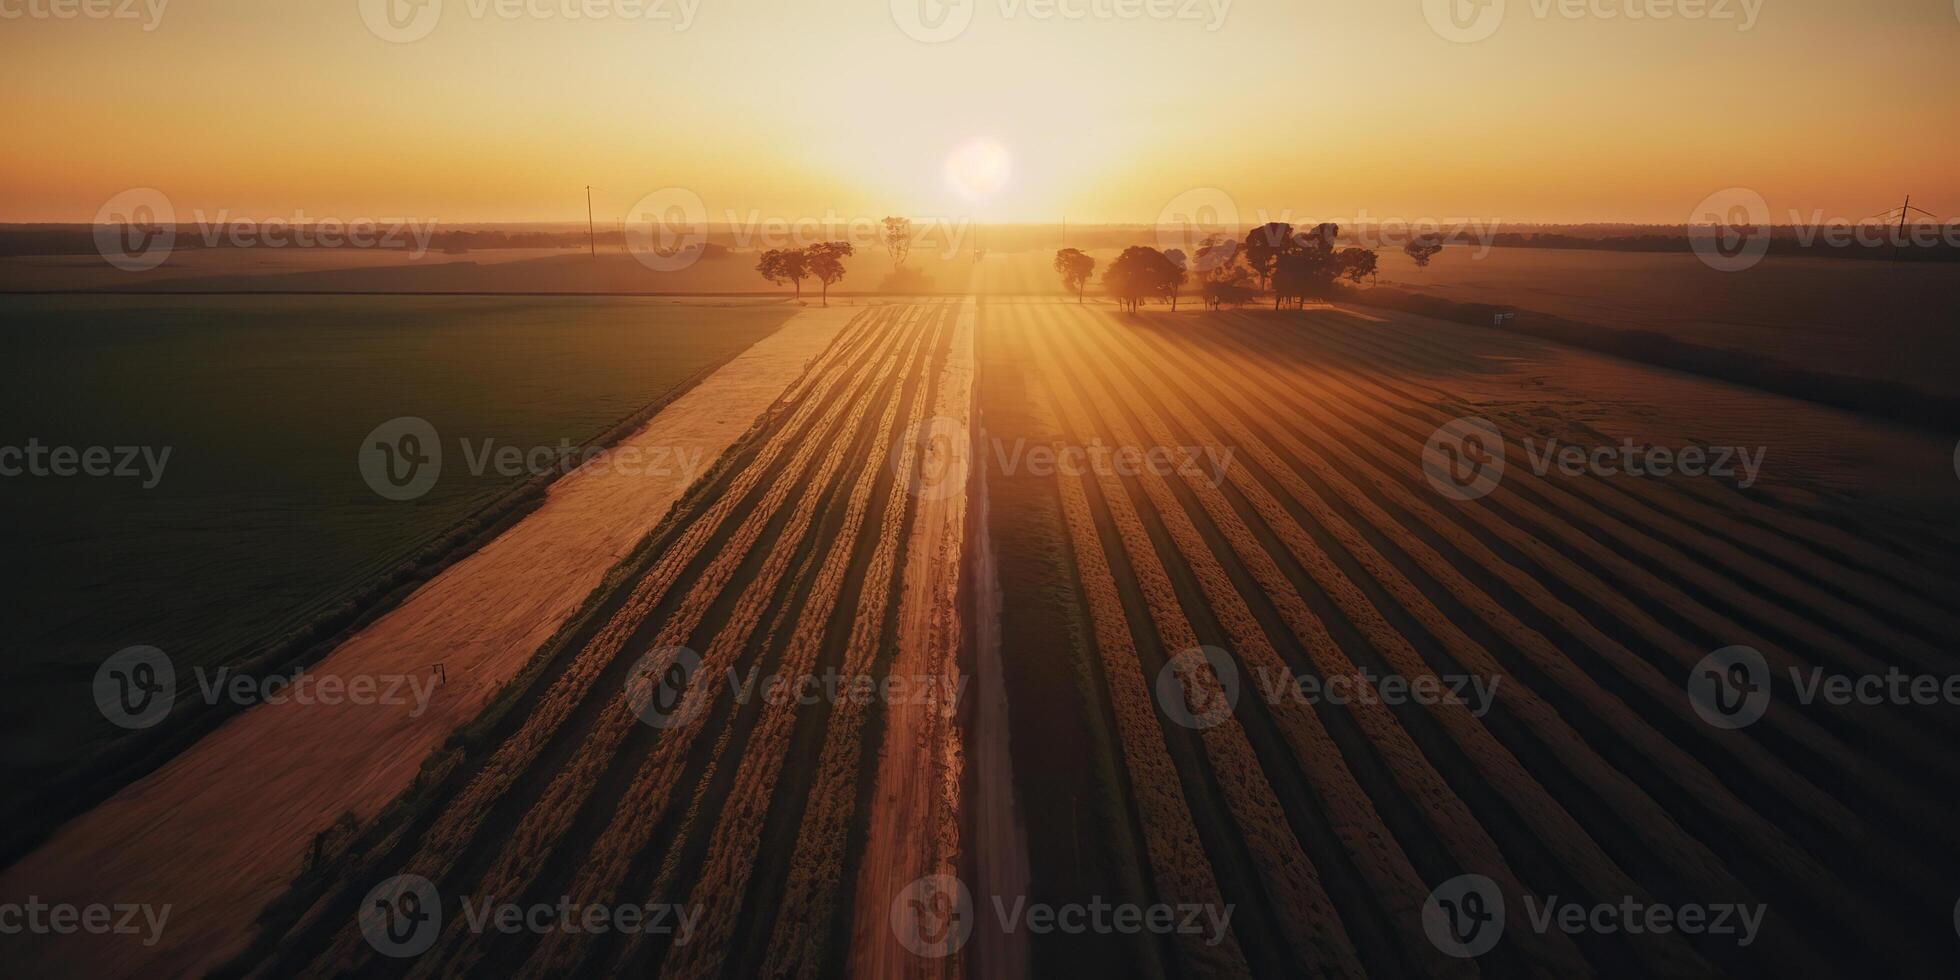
{"left": 586, "top": 185, "right": 597, "bottom": 260}
{"left": 1870, "top": 194, "right": 1936, "bottom": 262}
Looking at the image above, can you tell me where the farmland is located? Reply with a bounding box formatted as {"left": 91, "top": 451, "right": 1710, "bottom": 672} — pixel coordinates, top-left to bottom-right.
{"left": 5, "top": 290, "right": 1959, "bottom": 978}
{"left": 978, "top": 298, "right": 1960, "bottom": 976}
{"left": 0, "top": 295, "right": 794, "bottom": 850}
{"left": 202, "top": 300, "right": 978, "bottom": 978}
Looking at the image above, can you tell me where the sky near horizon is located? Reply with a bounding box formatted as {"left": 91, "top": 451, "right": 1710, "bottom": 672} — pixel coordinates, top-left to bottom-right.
{"left": 1, "top": 0, "right": 1955, "bottom": 226}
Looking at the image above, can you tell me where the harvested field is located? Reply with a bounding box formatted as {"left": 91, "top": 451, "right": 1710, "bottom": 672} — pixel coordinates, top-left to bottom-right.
{"left": 978, "top": 297, "right": 1960, "bottom": 977}
{"left": 190, "top": 300, "right": 980, "bottom": 979}
{"left": 11, "top": 292, "right": 1959, "bottom": 980}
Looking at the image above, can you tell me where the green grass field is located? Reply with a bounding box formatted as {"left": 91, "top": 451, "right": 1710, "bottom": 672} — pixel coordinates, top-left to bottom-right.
{"left": 0, "top": 295, "right": 794, "bottom": 780}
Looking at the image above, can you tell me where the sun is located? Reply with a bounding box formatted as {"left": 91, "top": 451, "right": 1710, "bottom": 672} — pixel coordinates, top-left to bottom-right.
{"left": 943, "top": 138, "right": 1012, "bottom": 204}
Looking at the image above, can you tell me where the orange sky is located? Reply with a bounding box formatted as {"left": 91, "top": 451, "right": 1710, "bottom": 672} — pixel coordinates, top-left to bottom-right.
{"left": 1, "top": 0, "right": 1955, "bottom": 225}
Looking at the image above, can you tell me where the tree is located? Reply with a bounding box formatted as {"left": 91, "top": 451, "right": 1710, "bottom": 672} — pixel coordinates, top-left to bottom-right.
{"left": 755, "top": 247, "right": 808, "bottom": 299}
{"left": 1162, "top": 248, "right": 1190, "bottom": 311}
{"left": 1193, "top": 235, "right": 1240, "bottom": 281}
{"left": 881, "top": 216, "right": 913, "bottom": 270}
{"left": 1271, "top": 223, "right": 1341, "bottom": 309}
{"left": 1242, "top": 222, "right": 1294, "bottom": 291}
{"left": 1053, "top": 247, "right": 1096, "bottom": 303}
{"left": 805, "top": 241, "right": 853, "bottom": 307}
{"left": 1405, "top": 234, "right": 1444, "bottom": 269}
{"left": 1337, "top": 246, "right": 1378, "bottom": 285}
{"left": 1104, "top": 245, "right": 1179, "bottom": 313}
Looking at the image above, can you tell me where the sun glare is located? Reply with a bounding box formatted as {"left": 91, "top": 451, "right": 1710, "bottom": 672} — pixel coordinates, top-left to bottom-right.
{"left": 943, "top": 138, "right": 1013, "bottom": 204}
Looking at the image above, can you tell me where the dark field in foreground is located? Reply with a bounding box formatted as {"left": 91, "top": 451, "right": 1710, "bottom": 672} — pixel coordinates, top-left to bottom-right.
{"left": 0, "top": 295, "right": 792, "bottom": 787}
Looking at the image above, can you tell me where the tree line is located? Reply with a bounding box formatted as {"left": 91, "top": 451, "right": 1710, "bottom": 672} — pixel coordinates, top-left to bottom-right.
{"left": 1057, "top": 223, "right": 1444, "bottom": 312}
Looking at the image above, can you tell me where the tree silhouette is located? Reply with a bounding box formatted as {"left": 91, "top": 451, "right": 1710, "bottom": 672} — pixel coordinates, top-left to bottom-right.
{"left": 1162, "top": 248, "right": 1190, "bottom": 311}
{"left": 805, "top": 241, "right": 853, "bottom": 307}
{"left": 1104, "top": 245, "right": 1179, "bottom": 313}
{"left": 881, "top": 217, "right": 912, "bottom": 270}
{"left": 756, "top": 247, "right": 809, "bottom": 299}
{"left": 1194, "top": 234, "right": 1240, "bottom": 280}
{"left": 1053, "top": 247, "right": 1097, "bottom": 303}
{"left": 1271, "top": 223, "right": 1340, "bottom": 309}
{"left": 1242, "top": 221, "right": 1294, "bottom": 291}
{"left": 1337, "top": 246, "right": 1379, "bottom": 284}
{"left": 1405, "top": 234, "right": 1444, "bottom": 269}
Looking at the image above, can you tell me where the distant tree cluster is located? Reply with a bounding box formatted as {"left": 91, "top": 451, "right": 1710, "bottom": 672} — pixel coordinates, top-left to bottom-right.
{"left": 756, "top": 241, "right": 854, "bottom": 305}
{"left": 1064, "top": 221, "right": 1387, "bottom": 312}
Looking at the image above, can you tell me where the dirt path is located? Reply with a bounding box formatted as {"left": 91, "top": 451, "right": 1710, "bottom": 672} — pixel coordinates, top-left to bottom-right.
{"left": 841, "top": 298, "right": 1026, "bottom": 979}
{"left": 0, "top": 304, "right": 860, "bottom": 980}
{"left": 965, "top": 304, "right": 1034, "bottom": 980}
